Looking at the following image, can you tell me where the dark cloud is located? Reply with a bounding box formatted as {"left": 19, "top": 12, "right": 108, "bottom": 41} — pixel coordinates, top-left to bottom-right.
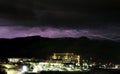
{"left": 0, "top": 0, "right": 120, "bottom": 40}
{"left": 0, "top": 0, "right": 120, "bottom": 23}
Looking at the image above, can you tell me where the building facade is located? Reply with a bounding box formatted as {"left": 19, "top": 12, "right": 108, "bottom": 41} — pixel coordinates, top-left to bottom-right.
{"left": 50, "top": 53, "right": 80, "bottom": 66}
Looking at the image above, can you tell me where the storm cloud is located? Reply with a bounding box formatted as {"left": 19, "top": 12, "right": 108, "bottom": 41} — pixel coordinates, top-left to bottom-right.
{"left": 0, "top": 0, "right": 120, "bottom": 41}
{"left": 0, "top": 26, "right": 118, "bottom": 41}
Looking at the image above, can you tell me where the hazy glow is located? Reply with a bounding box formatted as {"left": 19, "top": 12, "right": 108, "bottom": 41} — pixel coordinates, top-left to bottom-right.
{"left": 0, "top": 26, "right": 106, "bottom": 38}
{"left": 5, "top": 69, "right": 21, "bottom": 74}
{"left": 22, "top": 65, "right": 28, "bottom": 72}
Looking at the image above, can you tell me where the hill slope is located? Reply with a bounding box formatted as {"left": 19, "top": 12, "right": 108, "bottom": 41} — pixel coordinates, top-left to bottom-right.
{"left": 0, "top": 36, "right": 120, "bottom": 63}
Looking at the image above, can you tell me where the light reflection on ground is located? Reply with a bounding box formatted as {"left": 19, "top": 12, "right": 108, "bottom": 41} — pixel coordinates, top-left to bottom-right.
{"left": 5, "top": 69, "right": 22, "bottom": 74}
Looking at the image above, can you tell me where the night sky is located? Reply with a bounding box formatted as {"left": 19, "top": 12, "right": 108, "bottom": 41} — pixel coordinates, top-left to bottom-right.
{"left": 0, "top": 0, "right": 120, "bottom": 41}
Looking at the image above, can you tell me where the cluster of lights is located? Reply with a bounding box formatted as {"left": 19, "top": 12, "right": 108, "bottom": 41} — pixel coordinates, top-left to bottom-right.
{"left": 32, "top": 62, "right": 82, "bottom": 72}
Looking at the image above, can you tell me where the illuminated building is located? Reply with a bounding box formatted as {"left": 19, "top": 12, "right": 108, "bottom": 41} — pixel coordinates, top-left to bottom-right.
{"left": 8, "top": 58, "right": 34, "bottom": 63}
{"left": 50, "top": 53, "right": 80, "bottom": 66}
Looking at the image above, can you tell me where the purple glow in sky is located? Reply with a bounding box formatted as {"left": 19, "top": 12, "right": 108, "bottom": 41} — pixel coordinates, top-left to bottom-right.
{"left": 0, "top": 0, "right": 120, "bottom": 42}
{"left": 0, "top": 26, "right": 119, "bottom": 40}
{"left": 0, "top": 26, "right": 116, "bottom": 40}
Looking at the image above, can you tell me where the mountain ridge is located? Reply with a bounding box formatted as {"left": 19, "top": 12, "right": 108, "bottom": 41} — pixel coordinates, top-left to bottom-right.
{"left": 0, "top": 36, "right": 119, "bottom": 63}
{"left": 0, "top": 35, "right": 115, "bottom": 42}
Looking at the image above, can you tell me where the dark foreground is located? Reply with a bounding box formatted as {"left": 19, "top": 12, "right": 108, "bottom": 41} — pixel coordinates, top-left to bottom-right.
{"left": 24, "top": 69, "right": 120, "bottom": 74}
{"left": 0, "top": 68, "right": 120, "bottom": 74}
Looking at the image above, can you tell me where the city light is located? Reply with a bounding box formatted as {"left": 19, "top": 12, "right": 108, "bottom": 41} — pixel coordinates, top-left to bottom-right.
{"left": 22, "top": 65, "right": 28, "bottom": 72}
{"left": 0, "top": 52, "right": 119, "bottom": 74}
